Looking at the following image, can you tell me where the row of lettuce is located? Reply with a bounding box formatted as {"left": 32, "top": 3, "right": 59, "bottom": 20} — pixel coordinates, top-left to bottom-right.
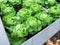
{"left": 0, "top": 0, "right": 60, "bottom": 45}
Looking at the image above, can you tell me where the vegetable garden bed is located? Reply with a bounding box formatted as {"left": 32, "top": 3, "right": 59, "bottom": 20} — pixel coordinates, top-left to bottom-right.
{"left": 0, "top": 0, "right": 60, "bottom": 45}
{"left": 0, "top": 17, "right": 60, "bottom": 45}
{"left": 21, "top": 19, "right": 60, "bottom": 45}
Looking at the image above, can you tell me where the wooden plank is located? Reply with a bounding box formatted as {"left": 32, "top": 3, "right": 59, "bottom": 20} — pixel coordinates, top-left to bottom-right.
{"left": 0, "top": 17, "right": 10, "bottom": 45}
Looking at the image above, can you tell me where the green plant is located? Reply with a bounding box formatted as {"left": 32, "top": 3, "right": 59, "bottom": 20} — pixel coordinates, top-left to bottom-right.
{"left": 0, "top": 0, "right": 60, "bottom": 45}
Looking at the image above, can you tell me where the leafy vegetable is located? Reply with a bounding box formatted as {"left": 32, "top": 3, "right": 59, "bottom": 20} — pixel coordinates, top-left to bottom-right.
{"left": 8, "top": 0, "right": 21, "bottom": 6}
{"left": 16, "top": 8, "right": 32, "bottom": 20}
{"left": 9, "top": 35, "right": 26, "bottom": 45}
{"left": 22, "top": 0, "right": 34, "bottom": 7}
{"left": 34, "top": 0, "right": 45, "bottom": 5}
{"left": 26, "top": 16, "right": 42, "bottom": 34}
{"left": 49, "top": 4, "right": 60, "bottom": 20}
{"left": 0, "top": 0, "right": 60, "bottom": 45}
{"left": 35, "top": 12, "right": 53, "bottom": 26}
{"left": 45, "top": 0, "right": 56, "bottom": 6}
{"left": 2, "top": 15, "right": 22, "bottom": 26}
{"left": 1, "top": 4, "right": 16, "bottom": 15}
{"left": 11, "top": 24, "right": 28, "bottom": 38}
{"left": 30, "top": 3, "right": 42, "bottom": 13}
{"left": 49, "top": 4, "right": 60, "bottom": 15}
{"left": 0, "top": 0, "right": 7, "bottom": 4}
